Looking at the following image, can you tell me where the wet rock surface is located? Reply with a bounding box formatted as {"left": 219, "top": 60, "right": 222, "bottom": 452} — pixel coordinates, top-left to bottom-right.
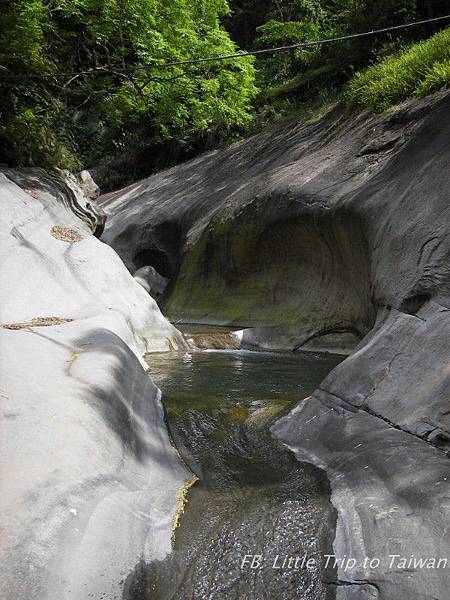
{"left": 186, "top": 331, "right": 242, "bottom": 350}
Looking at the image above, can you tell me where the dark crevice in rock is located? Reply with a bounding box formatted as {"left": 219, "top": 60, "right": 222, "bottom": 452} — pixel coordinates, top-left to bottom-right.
{"left": 319, "top": 386, "right": 449, "bottom": 456}
{"left": 318, "top": 387, "right": 360, "bottom": 413}
{"left": 426, "top": 428, "right": 450, "bottom": 451}
{"left": 417, "top": 235, "right": 441, "bottom": 266}
{"left": 399, "top": 293, "right": 431, "bottom": 316}
{"left": 292, "top": 324, "right": 364, "bottom": 353}
{"left": 330, "top": 578, "right": 380, "bottom": 590}
{"left": 375, "top": 301, "right": 427, "bottom": 322}
{"left": 134, "top": 247, "right": 172, "bottom": 278}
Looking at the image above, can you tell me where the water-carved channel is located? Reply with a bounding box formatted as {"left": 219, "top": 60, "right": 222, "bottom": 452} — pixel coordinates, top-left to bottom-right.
{"left": 143, "top": 348, "right": 344, "bottom": 600}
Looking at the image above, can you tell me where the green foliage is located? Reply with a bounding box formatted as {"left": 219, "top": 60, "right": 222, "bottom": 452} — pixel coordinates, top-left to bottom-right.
{"left": 250, "top": 2, "right": 335, "bottom": 107}
{"left": 255, "top": 19, "right": 322, "bottom": 87}
{"left": 1, "top": 0, "right": 448, "bottom": 181}
{"left": 224, "top": 0, "right": 448, "bottom": 133}
{"left": 265, "top": 64, "right": 334, "bottom": 98}
{"left": 345, "top": 27, "right": 450, "bottom": 110}
{"left": 0, "top": 0, "right": 76, "bottom": 169}
{"left": 244, "top": 0, "right": 424, "bottom": 111}
{"left": 0, "top": 0, "right": 256, "bottom": 173}
{"left": 335, "top": 0, "right": 417, "bottom": 32}
{"left": 256, "top": 20, "right": 321, "bottom": 46}
{"left": 415, "top": 59, "right": 450, "bottom": 96}
{"left": 2, "top": 109, "right": 81, "bottom": 172}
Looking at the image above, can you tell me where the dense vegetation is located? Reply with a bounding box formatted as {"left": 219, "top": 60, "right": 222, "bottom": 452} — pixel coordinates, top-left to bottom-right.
{"left": 0, "top": 0, "right": 449, "bottom": 188}
{"left": 346, "top": 26, "right": 450, "bottom": 110}
{"left": 228, "top": 0, "right": 450, "bottom": 127}
{"left": 0, "top": 0, "right": 256, "bottom": 178}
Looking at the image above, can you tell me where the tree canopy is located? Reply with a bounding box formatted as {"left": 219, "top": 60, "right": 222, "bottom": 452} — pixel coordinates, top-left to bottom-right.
{"left": 0, "top": 0, "right": 256, "bottom": 174}
{"left": 1, "top": 0, "right": 448, "bottom": 187}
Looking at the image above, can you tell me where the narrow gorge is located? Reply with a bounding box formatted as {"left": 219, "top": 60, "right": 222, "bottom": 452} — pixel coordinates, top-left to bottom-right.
{"left": 1, "top": 88, "right": 449, "bottom": 600}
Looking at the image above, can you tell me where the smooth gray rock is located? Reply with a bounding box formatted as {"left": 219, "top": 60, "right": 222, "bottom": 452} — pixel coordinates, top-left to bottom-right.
{"left": 100, "top": 90, "right": 450, "bottom": 599}
{"left": 100, "top": 91, "right": 449, "bottom": 351}
{"left": 78, "top": 169, "right": 100, "bottom": 200}
{"left": 319, "top": 303, "right": 450, "bottom": 450}
{"left": 0, "top": 171, "right": 185, "bottom": 354}
{"left": 0, "top": 172, "right": 190, "bottom": 599}
{"left": 0, "top": 321, "right": 190, "bottom": 600}
{"left": 335, "top": 584, "right": 379, "bottom": 599}
{"left": 134, "top": 265, "right": 169, "bottom": 299}
{"left": 272, "top": 389, "right": 450, "bottom": 600}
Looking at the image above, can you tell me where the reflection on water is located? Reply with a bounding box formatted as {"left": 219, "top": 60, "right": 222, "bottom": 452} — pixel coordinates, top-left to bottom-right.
{"left": 143, "top": 349, "right": 344, "bottom": 600}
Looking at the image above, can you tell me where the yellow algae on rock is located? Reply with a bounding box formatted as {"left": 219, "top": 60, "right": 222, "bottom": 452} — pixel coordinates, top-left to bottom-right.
{"left": 172, "top": 475, "right": 199, "bottom": 543}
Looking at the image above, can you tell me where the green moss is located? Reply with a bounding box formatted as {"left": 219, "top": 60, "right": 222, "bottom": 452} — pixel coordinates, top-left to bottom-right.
{"left": 165, "top": 206, "right": 314, "bottom": 328}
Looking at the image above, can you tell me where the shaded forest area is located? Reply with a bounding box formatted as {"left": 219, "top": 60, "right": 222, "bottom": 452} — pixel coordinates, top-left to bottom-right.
{"left": 0, "top": 0, "right": 449, "bottom": 189}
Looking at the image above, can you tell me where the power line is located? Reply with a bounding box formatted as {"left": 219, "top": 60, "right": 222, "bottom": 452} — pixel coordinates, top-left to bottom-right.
{"left": 2, "top": 13, "right": 449, "bottom": 83}
{"left": 157, "top": 14, "right": 450, "bottom": 68}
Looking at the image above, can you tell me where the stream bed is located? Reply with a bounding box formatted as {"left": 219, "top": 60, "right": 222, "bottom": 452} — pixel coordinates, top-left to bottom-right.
{"left": 143, "top": 349, "right": 344, "bottom": 600}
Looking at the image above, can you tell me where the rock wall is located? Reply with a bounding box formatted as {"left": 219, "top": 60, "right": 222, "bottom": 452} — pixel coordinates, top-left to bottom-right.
{"left": 101, "top": 90, "right": 450, "bottom": 599}
{"left": 101, "top": 91, "right": 449, "bottom": 351}
{"left": 0, "top": 170, "right": 190, "bottom": 600}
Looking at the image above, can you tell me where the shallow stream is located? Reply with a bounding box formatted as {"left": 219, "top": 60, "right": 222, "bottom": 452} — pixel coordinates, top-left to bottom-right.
{"left": 144, "top": 349, "right": 344, "bottom": 600}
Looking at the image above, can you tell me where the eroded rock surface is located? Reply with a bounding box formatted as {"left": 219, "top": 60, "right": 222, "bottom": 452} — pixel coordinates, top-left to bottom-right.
{"left": 0, "top": 169, "right": 185, "bottom": 354}
{"left": 101, "top": 91, "right": 450, "bottom": 599}
{"left": 0, "top": 170, "right": 190, "bottom": 600}
{"left": 101, "top": 90, "right": 449, "bottom": 353}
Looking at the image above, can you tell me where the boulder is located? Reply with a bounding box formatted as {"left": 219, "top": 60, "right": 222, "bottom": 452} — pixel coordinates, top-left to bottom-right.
{"left": 78, "top": 169, "right": 100, "bottom": 200}
{"left": 133, "top": 265, "right": 169, "bottom": 300}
